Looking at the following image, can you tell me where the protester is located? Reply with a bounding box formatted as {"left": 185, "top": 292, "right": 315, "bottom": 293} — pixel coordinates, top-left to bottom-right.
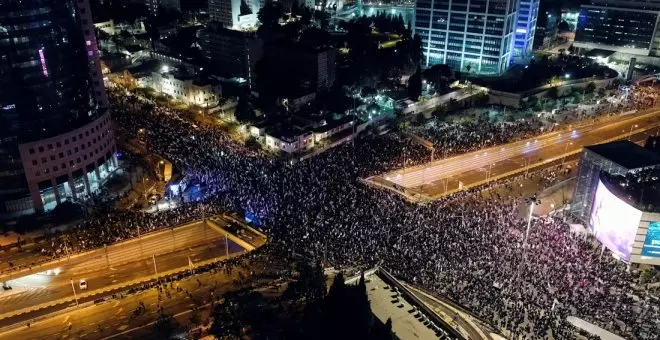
{"left": 17, "top": 86, "right": 659, "bottom": 339}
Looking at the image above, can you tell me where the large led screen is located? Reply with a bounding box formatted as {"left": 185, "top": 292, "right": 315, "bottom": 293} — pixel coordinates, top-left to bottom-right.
{"left": 589, "top": 180, "right": 642, "bottom": 261}
{"left": 641, "top": 221, "right": 660, "bottom": 258}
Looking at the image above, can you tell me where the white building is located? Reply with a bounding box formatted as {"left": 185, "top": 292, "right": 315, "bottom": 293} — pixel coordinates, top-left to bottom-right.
{"left": 259, "top": 115, "right": 359, "bottom": 154}
{"left": 151, "top": 69, "right": 221, "bottom": 107}
{"left": 209, "top": 0, "right": 261, "bottom": 29}
{"left": 94, "top": 20, "right": 116, "bottom": 35}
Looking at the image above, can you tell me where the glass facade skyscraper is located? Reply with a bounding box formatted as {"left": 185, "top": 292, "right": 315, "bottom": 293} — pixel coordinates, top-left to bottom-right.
{"left": 512, "top": 0, "right": 539, "bottom": 62}
{"left": 413, "top": 0, "right": 518, "bottom": 75}
{"left": 575, "top": 0, "right": 660, "bottom": 56}
{"left": 0, "top": 0, "right": 116, "bottom": 216}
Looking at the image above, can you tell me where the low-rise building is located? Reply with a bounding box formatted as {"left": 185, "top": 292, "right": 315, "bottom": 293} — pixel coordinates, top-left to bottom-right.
{"left": 151, "top": 68, "right": 222, "bottom": 107}
{"left": 257, "top": 114, "right": 359, "bottom": 154}
{"left": 265, "top": 127, "right": 315, "bottom": 154}
{"left": 94, "top": 20, "right": 116, "bottom": 35}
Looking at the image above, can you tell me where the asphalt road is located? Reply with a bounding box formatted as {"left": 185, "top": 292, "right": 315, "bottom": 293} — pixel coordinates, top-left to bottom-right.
{"left": 0, "top": 220, "right": 244, "bottom": 319}
{"left": 370, "top": 108, "right": 660, "bottom": 199}
{"left": 0, "top": 220, "right": 215, "bottom": 283}
{"left": 0, "top": 249, "right": 284, "bottom": 340}
{"left": 0, "top": 261, "right": 244, "bottom": 340}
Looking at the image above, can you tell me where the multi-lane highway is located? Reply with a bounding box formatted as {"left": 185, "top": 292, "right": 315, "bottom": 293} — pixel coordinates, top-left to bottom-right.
{"left": 0, "top": 219, "right": 245, "bottom": 320}
{"left": 0, "top": 235, "right": 278, "bottom": 340}
{"left": 368, "top": 108, "right": 660, "bottom": 200}
{"left": 1, "top": 220, "right": 224, "bottom": 284}
{"left": 0, "top": 256, "right": 264, "bottom": 340}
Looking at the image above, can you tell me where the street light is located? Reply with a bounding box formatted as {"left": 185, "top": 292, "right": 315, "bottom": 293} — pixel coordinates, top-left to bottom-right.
{"left": 486, "top": 163, "right": 495, "bottom": 181}
{"left": 564, "top": 73, "right": 571, "bottom": 79}
{"left": 628, "top": 124, "right": 639, "bottom": 140}
{"left": 561, "top": 142, "right": 574, "bottom": 166}
{"left": 523, "top": 196, "right": 541, "bottom": 249}
{"left": 70, "top": 279, "right": 79, "bottom": 308}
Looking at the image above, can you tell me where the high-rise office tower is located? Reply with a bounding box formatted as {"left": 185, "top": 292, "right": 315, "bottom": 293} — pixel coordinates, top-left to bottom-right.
{"left": 575, "top": 0, "right": 660, "bottom": 58}
{"left": 209, "top": 0, "right": 262, "bottom": 29}
{"left": 512, "top": 0, "right": 539, "bottom": 62}
{"left": 145, "top": 0, "right": 181, "bottom": 16}
{"left": 413, "top": 0, "right": 518, "bottom": 75}
{"left": 0, "top": 0, "right": 117, "bottom": 216}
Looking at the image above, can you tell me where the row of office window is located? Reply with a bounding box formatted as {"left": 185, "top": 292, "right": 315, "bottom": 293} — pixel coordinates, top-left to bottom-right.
{"left": 27, "top": 117, "right": 111, "bottom": 155}
{"left": 415, "top": 0, "right": 509, "bottom": 14}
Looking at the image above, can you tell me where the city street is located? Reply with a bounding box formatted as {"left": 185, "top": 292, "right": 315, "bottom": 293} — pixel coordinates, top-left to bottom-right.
{"left": 368, "top": 108, "right": 660, "bottom": 200}
{"left": 0, "top": 250, "right": 286, "bottom": 340}
{"left": 0, "top": 219, "right": 245, "bottom": 320}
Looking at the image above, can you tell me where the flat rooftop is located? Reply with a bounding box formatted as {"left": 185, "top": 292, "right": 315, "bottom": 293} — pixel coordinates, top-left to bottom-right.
{"left": 365, "top": 274, "right": 444, "bottom": 340}
{"left": 585, "top": 140, "right": 660, "bottom": 170}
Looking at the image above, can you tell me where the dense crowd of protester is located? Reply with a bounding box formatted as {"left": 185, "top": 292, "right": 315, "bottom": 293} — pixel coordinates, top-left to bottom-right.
{"left": 410, "top": 118, "right": 543, "bottom": 156}
{"left": 17, "top": 86, "right": 660, "bottom": 339}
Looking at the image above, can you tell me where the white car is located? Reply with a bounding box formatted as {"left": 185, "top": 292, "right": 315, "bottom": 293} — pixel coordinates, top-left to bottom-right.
{"left": 79, "top": 279, "right": 88, "bottom": 290}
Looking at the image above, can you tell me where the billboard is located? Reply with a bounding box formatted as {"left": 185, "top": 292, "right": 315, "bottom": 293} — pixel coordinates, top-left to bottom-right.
{"left": 641, "top": 221, "right": 660, "bottom": 257}
{"left": 589, "top": 180, "right": 643, "bottom": 261}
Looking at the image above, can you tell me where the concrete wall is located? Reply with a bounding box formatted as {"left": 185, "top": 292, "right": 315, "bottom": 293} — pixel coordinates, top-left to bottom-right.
{"left": 488, "top": 76, "right": 617, "bottom": 108}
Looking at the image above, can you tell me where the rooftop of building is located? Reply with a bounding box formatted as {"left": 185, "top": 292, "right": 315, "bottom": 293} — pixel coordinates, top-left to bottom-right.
{"left": 584, "top": 49, "right": 615, "bottom": 59}
{"left": 352, "top": 268, "right": 468, "bottom": 340}
{"left": 585, "top": 140, "right": 660, "bottom": 170}
{"left": 313, "top": 115, "right": 357, "bottom": 134}
{"left": 203, "top": 21, "right": 259, "bottom": 36}
{"left": 266, "top": 125, "right": 312, "bottom": 143}
{"left": 125, "top": 59, "right": 162, "bottom": 75}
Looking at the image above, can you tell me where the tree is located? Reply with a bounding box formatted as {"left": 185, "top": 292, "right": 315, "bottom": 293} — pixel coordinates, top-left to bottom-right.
{"left": 234, "top": 95, "right": 254, "bottom": 122}
{"left": 300, "top": 6, "right": 313, "bottom": 25}
{"left": 407, "top": 66, "right": 423, "bottom": 100}
{"left": 447, "top": 98, "right": 460, "bottom": 112}
{"left": 240, "top": 0, "right": 253, "bottom": 15}
{"left": 313, "top": 9, "right": 330, "bottom": 30}
{"left": 52, "top": 201, "right": 81, "bottom": 224}
{"left": 291, "top": 0, "right": 300, "bottom": 16}
{"left": 558, "top": 20, "right": 570, "bottom": 32}
{"left": 585, "top": 82, "right": 596, "bottom": 94}
{"left": 283, "top": 261, "right": 326, "bottom": 302}
{"left": 474, "top": 92, "right": 489, "bottom": 106}
{"left": 411, "top": 34, "right": 423, "bottom": 65}
{"left": 415, "top": 113, "right": 426, "bottom": 124}
{"left": 258, "top": 1, "right": 284, "bottom": 32}
{"left": 547, "top": 86, "right": 559, "bottom": 100}
{"left": 153, "top": 312, "right": 179, "bottom": 339}
{"left": 432, "top": 104, "right": 447, "bottom": 120}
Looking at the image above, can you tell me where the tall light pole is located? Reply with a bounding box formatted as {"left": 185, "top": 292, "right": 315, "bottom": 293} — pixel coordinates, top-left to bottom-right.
{"left": 486, "top": 163, "right": 495, "bottom": 181}
{"left": 137, "top": 224, "right": 143, "bottom": 257}
{"left": 152, "top": 254, "right": 158, "bottom": 277}
{"left": 524, "top": 196, "right": 541, "bottom": 248}
{"left": 628, "top": 124, "right": 639, "bottom": 141}
{"left": 70, "top": 279, "right": 79, "bottom": 308}
{"left": 225, "top": 233, "right": 229, "bottom": 258}
{"left": 561, "top": 142, "right": 573, "bottom": 166}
